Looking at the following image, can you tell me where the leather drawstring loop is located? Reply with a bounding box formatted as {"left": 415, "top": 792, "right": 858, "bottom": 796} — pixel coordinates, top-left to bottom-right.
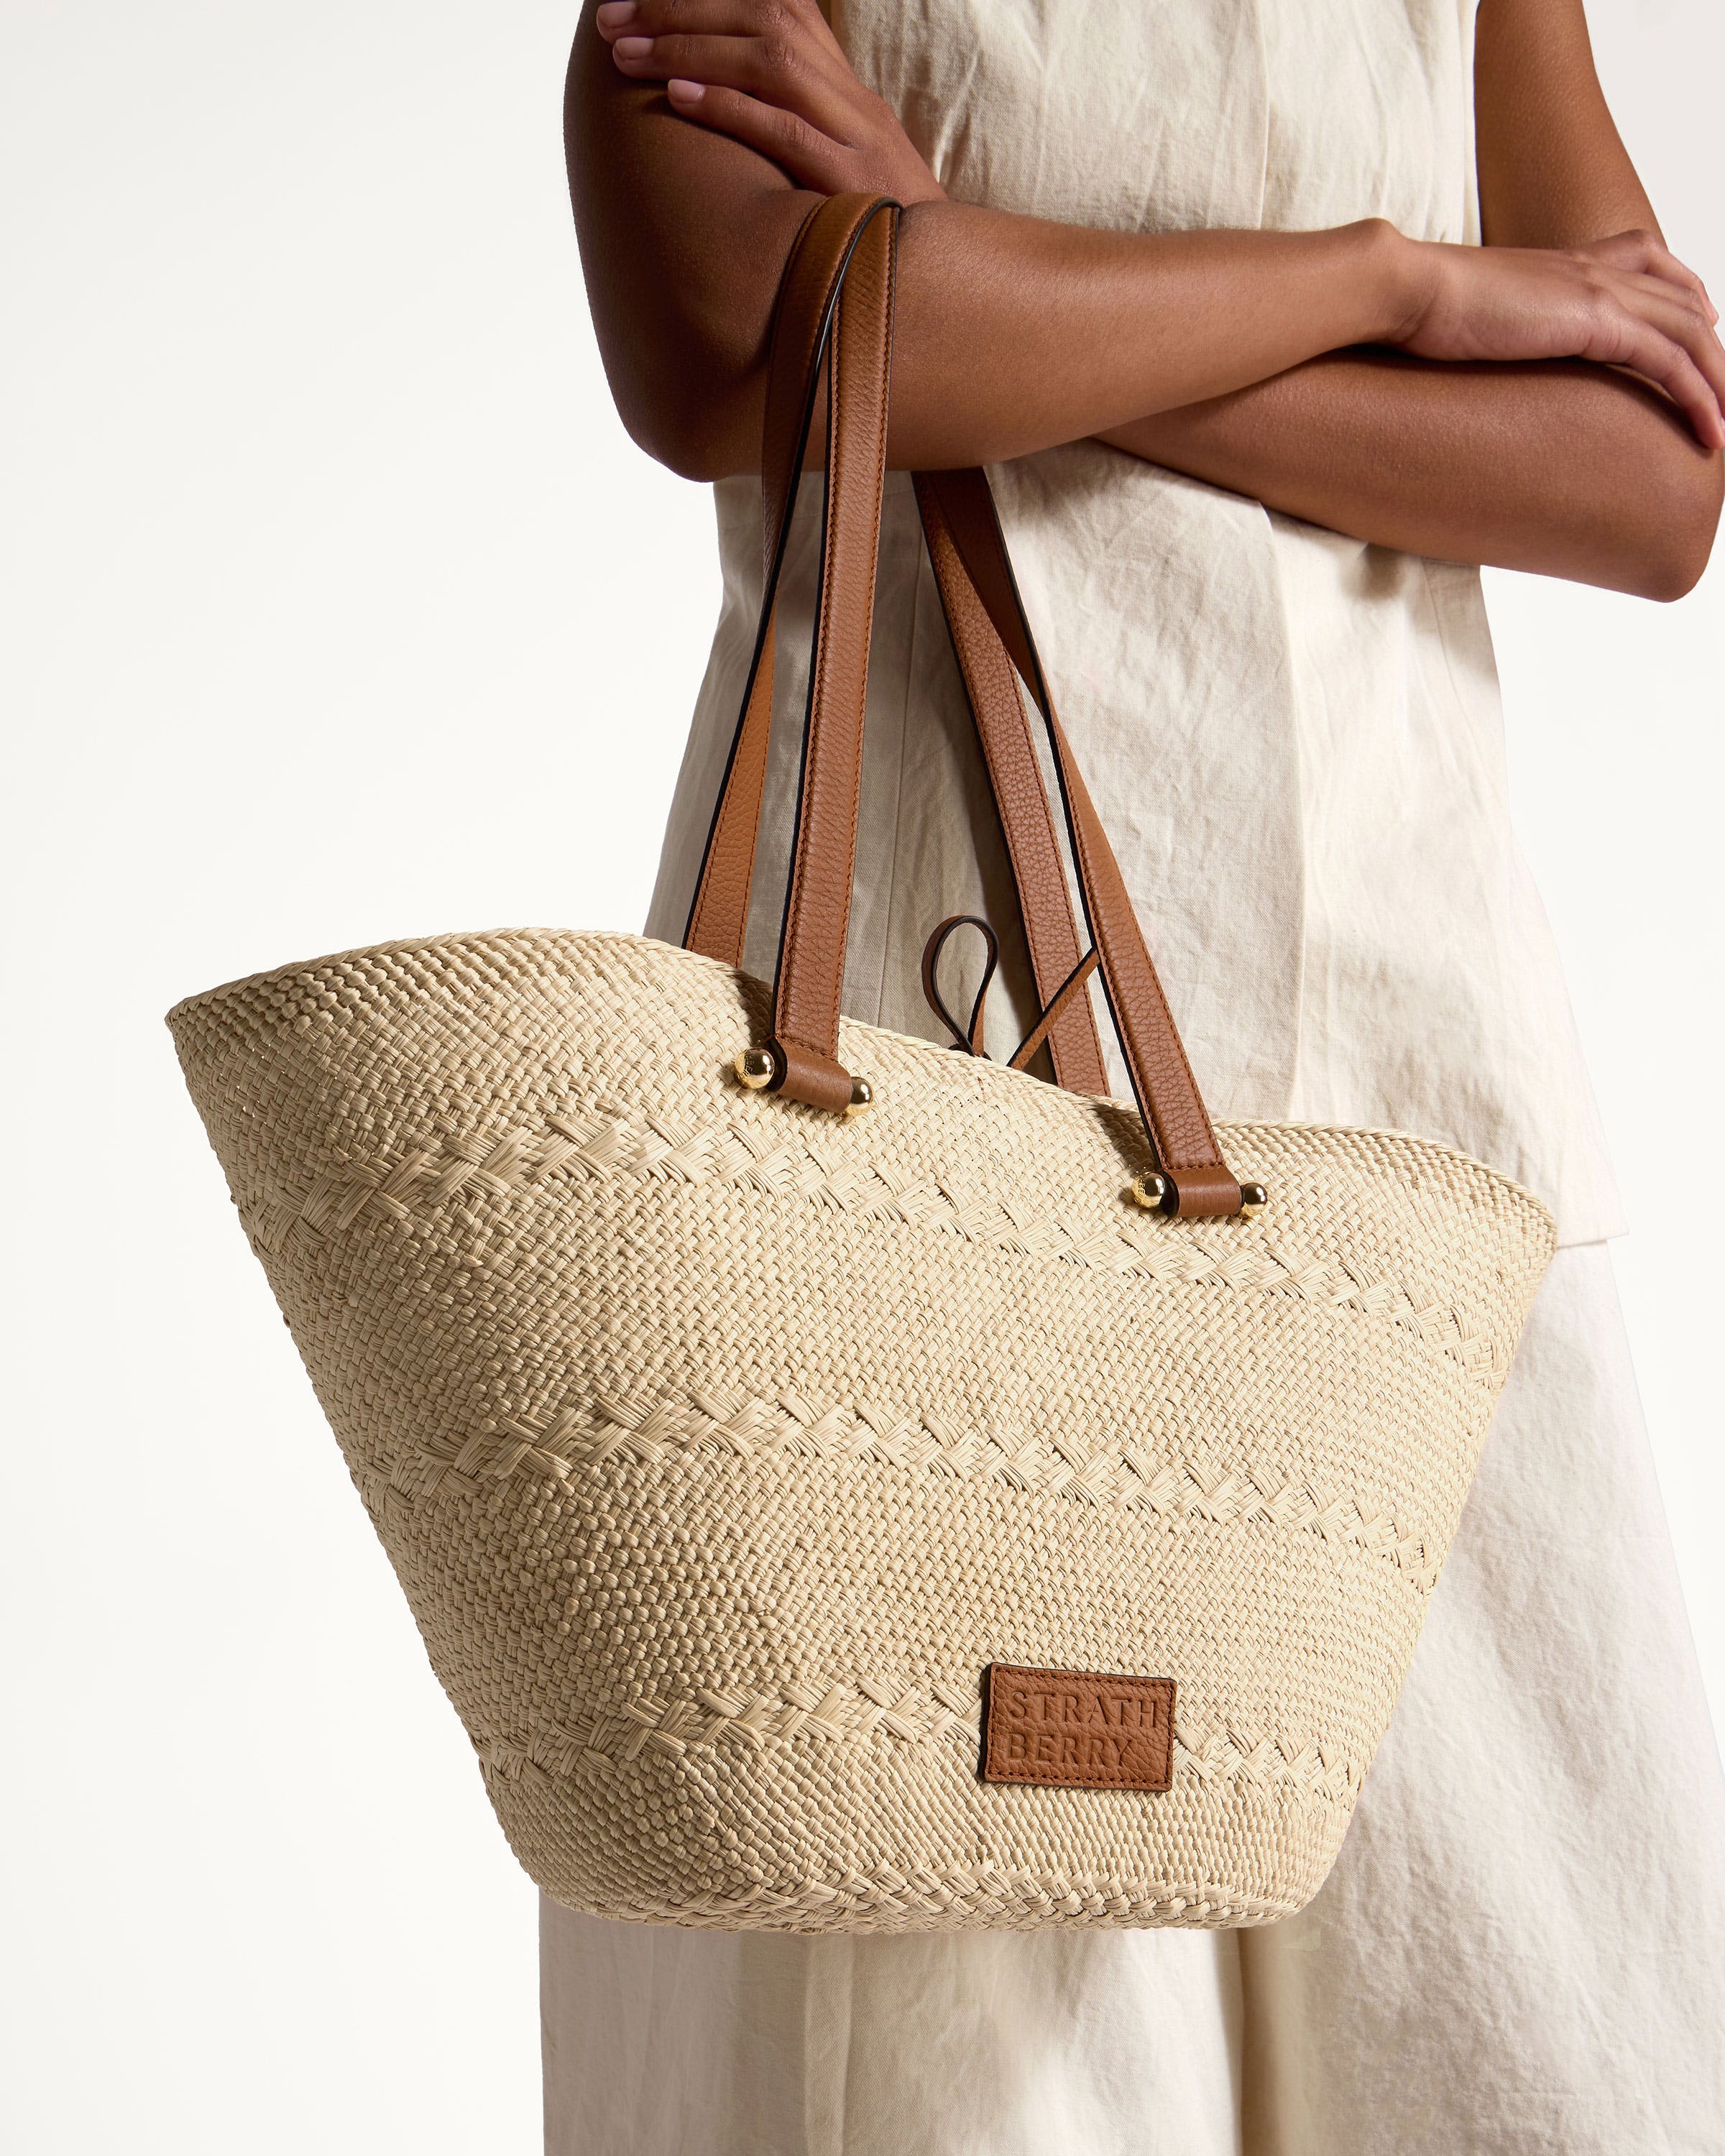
{"left": 921, "top": 915, "right": 999, "bottom": 1056}
{"left": 921, "top": 918, "right": 1105, "bottom": 1080}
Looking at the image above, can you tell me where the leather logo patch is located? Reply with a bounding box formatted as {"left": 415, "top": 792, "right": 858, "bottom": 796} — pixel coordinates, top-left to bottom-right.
{"left": 981, "top": 1664, "right": 1176, "bottom": 1792}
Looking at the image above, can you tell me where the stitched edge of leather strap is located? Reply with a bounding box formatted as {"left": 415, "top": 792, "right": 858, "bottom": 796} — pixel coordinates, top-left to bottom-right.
{"left": 683, "top": 198, "right": 853, "bottom": 964}
{"left": 684, "top": 620, "right": 775, "bottom": 970}
{"left": 767, "top": 205, "right": 897, "bottom": 1084}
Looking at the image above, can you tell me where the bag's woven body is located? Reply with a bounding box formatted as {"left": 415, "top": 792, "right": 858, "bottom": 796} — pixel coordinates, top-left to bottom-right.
{"left": 170, "top": 926, "right": 1554, "bottom": 1932}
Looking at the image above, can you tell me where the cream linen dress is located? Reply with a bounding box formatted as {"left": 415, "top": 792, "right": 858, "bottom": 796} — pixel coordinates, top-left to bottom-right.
{"left": 543, "top": 2, "right": 1725, "bottom": 2147}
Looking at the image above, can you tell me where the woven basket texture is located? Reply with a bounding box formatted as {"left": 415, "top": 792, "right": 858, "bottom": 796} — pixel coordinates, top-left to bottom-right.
{"left": 168, "top": 927, "right": 1554, "bottom": 1932}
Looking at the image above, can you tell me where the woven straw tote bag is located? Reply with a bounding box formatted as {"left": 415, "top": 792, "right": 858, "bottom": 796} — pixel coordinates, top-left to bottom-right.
{"left": 170, "top": 195, "right": 1555, "bottom": 1933}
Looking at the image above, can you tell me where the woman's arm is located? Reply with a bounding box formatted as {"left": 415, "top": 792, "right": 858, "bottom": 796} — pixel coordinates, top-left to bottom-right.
{"left": 570, "top": 0, "right": 1724, "bottom": 593}
{"left": 569, "top": 10, "right": 1422, "bottom": 477}
{"left": 1100, "top": 0, "right": 1723, "bottom": 599}
{"left": 1100, "top": 352, "right": 1716, "bottom": 601}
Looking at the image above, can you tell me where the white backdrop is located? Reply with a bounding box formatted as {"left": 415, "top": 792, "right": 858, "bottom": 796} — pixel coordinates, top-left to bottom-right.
{"left": 4, "top": 3, "right": 1719, "bottom": 2150}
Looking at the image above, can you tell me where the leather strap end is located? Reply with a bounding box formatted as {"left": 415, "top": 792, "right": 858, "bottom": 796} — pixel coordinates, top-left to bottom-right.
{"left": 1162, "top": 1164, "right": 1244, "bottom": 1219}
{"left": 769, "top": 1038, "right": 858, "bottom": 1115}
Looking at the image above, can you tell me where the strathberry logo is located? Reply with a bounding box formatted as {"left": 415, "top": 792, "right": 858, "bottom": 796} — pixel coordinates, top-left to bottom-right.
{"left": 981, "top": 1664, "right": 1176, "bottom": 1792}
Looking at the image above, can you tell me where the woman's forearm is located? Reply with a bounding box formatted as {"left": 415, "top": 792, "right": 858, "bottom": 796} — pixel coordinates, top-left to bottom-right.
{"left": 1099, "top": 349, "right": 1724, "bottom": 600}
{"left": 876, "top": 206, "right": 1420, "bottom": 469}
{"left": 579, "top": 172, "right": 1413, "bottom": 481}
{"left": 569, "top": 34, "right": 1420, "bottom": 480}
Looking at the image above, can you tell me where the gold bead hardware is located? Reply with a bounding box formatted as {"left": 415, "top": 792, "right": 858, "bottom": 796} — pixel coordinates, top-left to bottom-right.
{"left": 734, "top": 1046, "right": 778, "bottom": 1091}
{"left": 847, "top": 1076, "right": 874, "bottom": 1115}
{"left": 1131, "top": 1171, "right": 1267, "bottom": 1217}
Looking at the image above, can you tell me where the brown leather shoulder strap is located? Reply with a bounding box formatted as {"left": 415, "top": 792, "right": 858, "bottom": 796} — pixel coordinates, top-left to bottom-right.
{"left": 916, "top": 468, "right": 1238, "bottom": 1210}
{"left": 683, "top": 197, "right": 868, "bottom": 969}
{"left": 685, "top": 208, "right": 1109, "bottom": 1107}
{"left": 914, "top": 474, "right": 1109, "bottom": 1096}
{"left": 764, "top": 200, "right": 897, "bottom": 1110}
{"left": 681, "top": 192, "right": 1242, "bottom": 1216}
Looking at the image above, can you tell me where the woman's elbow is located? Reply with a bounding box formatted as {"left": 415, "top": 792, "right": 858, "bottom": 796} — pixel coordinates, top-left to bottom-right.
{"left": 589, "top": 321, "right": 748, "bottom": 481}
{"left": 593, "top": 294, "right": 768, "bottom": 483}
{"left": 619, "top": 387, "right": 741, "bottom": 484}
{"left": 1636, "top": 468, "right": 1722, "bottom": 601}
{"left": 576, "top": 190, "right": 803, "bottom": 484}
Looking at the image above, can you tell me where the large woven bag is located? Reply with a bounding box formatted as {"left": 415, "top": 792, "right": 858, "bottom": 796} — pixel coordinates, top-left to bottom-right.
{"left": 170, "top": 195, "right": 1555, "bottom": 1932}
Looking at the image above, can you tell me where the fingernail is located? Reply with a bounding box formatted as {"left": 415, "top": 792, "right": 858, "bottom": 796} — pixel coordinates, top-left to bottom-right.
{"left": 596, "top": 2, "right": 636, "bottom": 27}
{"left": 613, "top": 34, "right": 653, "bottom": 60}
{"left": 666, "top": 77, "right": 705, "bottom": 102}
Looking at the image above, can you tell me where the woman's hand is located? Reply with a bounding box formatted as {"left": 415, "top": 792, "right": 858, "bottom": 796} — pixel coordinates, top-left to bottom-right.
{"left": 1393, "top": 229, "right": 1725, "bottom": 447}
{"left": 596, "top": 0, "right": 946, "bottom": 205}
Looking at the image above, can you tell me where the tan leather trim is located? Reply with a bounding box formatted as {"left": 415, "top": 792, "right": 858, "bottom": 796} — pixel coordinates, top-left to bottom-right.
{"left": 1052, "top": 697, "right": 1237, "bottom": 1188}
{"left": 921, "top": 913, "right": 998, "bottom": 1055}
{"left": 684, "top": 196, "right": 862, "bottom": 968}
{"left": 1162, "top": 1162, "right": 1251, "bottom": 1217}
{"left": 766, "top": 1035, "right": 855, "bottom": 1114}
{"left": 684, "top": 620, "right": 774, "bottom": 970}
{"left": 982, "top": 1664, "right": 1176, "bottom": 1793}
{"left": 1008, "top": 946, "right": 1101, "bottom": 1072}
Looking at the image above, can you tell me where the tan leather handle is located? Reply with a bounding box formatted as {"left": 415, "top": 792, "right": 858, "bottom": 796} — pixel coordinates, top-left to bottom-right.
{"left": 914, "top": 469, "right": 1239, "bottom": 1212}
{"left": 683, "top": 196, "right": 871, "bottom": 980}
{"left": 683, "top": 197, "right": 1108, "bottom": 1099}
{"left": 761, "top": 197, "right": 898, "bottom": 1111}
{"left": 908, "top": 475, "right": 1109, "bottom": 1095}
{"left": 684, "top": 192, "right": 1241, "bottom": 1216}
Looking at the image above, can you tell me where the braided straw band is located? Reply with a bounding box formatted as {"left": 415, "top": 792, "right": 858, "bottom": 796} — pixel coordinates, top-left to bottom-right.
{"left": 239, "top": 1101, "right": 1509, "bottom": 1388}
{"left": 399, "top": 1383, "right": 1442, "bottom": 1592}
{"left": 478, "top": 1672, "right": 1360, "bottom": 1810}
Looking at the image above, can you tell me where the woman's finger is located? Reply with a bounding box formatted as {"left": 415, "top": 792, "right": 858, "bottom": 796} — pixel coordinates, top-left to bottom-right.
{"left": 1586, "top": 289, "right": 1725, "bottom": 448}
{"left": 1616, "top": 267, "right": 1719, "bottom": 341}
{"left": 661, "top": 78, "right": 855, "bottom": 194}
{"left": 597, "top": 0, "right": 837, "bottom": 42}
{"left": 610, "top": 30, "right": 855, "bottom": 135}
{"left": 1616, "top": 275, "right": 1725, "bottom": 413}
{"left": 1579, "top": 230, "right": 1717, "bottom": 323}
